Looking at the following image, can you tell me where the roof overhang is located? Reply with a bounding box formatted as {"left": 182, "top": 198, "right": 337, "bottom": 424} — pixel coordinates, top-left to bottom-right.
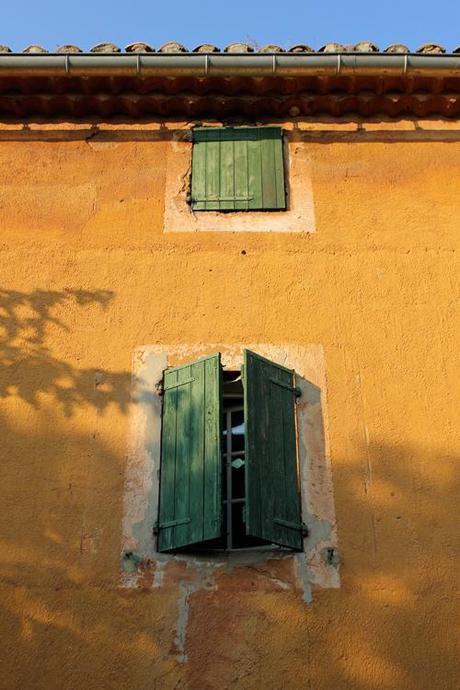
{"left": 0, "top": 52, "right": 458, "bottom": 118}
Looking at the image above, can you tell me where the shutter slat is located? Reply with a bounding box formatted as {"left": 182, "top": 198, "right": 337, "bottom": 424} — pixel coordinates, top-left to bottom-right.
{"left": 203, "top": 355, "right": 222, "bottom": 538}
{"left": 173, "top": 364, "right": 192, "bottom": 546}
{"left": 247, "top": 129, "right": 263, "bottom": 210}
{"left": 158, "top": 368, "right": 179, "bottom": 552}
{"left": 158, "top": 354, "right": 222, "bottom": 551}
{"left": 191, "top": 140, "right": 206, "bottom": 211}
{"left": 234, "top": 138, "right": 249, "bottom": 211}
{"left": 219, "top": 137, "right": 235, "bottom": 211}
{"left": 205, "top": 133, "right": 220, "bottom": 210}
{"left": 244, "top": 350, "right": 303, "bottom": 550}
{"left": 260, "top": 134, "right": 278, "bottom": 209}
{"left": 188, "top": 359, "right": 205, "bottom": 544}
{"left": 270, "top": 366, "right": 284, "bottom": 536}
{"left": 274, "top": 134, "right": 286, "bottom": 209}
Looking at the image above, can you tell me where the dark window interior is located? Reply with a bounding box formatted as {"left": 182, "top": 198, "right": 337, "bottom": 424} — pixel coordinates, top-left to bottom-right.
{"left": 184, "top": 369, "right": 269, "bottom": 552}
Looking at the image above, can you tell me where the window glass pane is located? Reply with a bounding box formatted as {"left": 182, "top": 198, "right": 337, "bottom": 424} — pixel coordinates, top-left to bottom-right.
{"left": 231, "top": 457, "right": 245, "bottom": 499}
{"left": 231, "top": 409, "right": 245, "bottom": 452}
{"left": 231, "top": 502, "right": 247, "bottom": 549}
{"left": 221, "top": 412, "right": 228, "bottom": 453}
{"left": 222, "top": 457, "right": 227, "bottom": 498}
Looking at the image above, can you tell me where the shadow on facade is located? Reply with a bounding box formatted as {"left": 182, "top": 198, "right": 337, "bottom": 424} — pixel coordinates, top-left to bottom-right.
{"left": 0, "top": 288, "right": 130, "bottom": 415}
{"left": 0, "top": 288, "right": 458, "bottom": 688}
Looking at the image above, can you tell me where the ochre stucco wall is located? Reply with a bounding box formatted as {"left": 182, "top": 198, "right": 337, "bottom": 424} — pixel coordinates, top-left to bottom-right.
{"left": 1, "top": 118, "right": 459, "bottom": 689}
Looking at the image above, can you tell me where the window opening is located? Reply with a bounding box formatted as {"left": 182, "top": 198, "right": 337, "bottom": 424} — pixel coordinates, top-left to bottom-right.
{"left": 221, "top": 370, "right": 269, "bottom": 550}
{"left": 157, "top": 352, "right": 304, "bottom": 554}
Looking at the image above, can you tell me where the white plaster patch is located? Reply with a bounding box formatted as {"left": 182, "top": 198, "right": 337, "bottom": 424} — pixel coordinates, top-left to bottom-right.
{"left": 122, "top": 343, "right": 340, "bottom": 602}
{"left": 163, "top": 136, "right": 316, "bottom": 233}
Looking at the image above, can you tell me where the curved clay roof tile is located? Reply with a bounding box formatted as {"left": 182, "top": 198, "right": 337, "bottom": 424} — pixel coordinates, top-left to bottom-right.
{"left": 353, "top": 41, "right": 379, "bottom": 52}
{"left": 193, "top": 44, "right": 220, "bottom": 53}
{"left": 56, "top": 45, "right": 83, "bottom": 53}
{"left": 319, "top": 42, "right": 345, "bottom": 52}
{"left": 384, "top": 43, "right": 410, "bottom": 53}
{"left": 288, "top": 44, "right": 314, "bottom": 53}
{"left": 90, "top": 43, "right": 121, "bottom": 53}
{"left": 224, "top": 43, "right": 254, "bottom": 53}
{"left": 23, "top": 44, "right": 48, "bottom": 53}
{"left": 259, "top": 44, "right": 283, "bottom": 53}
{"left": 416, "top": 43, "right": 446, "bottom": 54}
{"left": 125, "top": 42, "right": 155, "bottom": 53}
{"left": 159, "top": 42, "right": 187, "bottom": 52}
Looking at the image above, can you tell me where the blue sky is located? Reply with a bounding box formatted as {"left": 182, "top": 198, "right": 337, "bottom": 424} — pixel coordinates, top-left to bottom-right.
{"left": 1, "top": 1, "right": 459, "bottom": 52}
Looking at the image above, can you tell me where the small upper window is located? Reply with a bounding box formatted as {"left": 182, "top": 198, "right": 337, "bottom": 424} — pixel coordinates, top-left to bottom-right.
{"left": 157, "top": 350, "right": 305, "bottom": 553}
{"left": 190, "top": 127, "right": 286, "bottom": 212}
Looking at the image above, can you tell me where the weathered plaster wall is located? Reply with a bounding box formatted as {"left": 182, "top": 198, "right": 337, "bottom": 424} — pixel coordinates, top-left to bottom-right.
{"left": 0, "top": 117, "right": 459, "bottom": 689}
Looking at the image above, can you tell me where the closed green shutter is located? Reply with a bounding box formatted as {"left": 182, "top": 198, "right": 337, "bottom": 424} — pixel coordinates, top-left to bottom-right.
{"left": 158, "top": 353, "right": 222, "bottom": 552}
{"left": 191, "top": 127, "right": 286, "bottom": 211}
{"left": 243, "top": 350, "right": 303, "bottom": 550}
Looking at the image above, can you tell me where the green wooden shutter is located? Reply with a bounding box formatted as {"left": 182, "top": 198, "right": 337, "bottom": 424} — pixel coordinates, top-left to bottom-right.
{"left": 191, "top": 127, "right": 286, "bottom": 211}
{"left": 243, "top": 350, "right": 303, "bottom": 550}
{"left": 158, "top": 353, "right": 222, "bottom": 552}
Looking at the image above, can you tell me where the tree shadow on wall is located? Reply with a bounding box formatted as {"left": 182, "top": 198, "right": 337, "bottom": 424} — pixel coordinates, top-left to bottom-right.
{"left": 0, "top": 290, "right": 458, "bottom": 689}
{"left": 0, "top": 289, "right": 184, "bottom": 688}
{"left": 0, "top": 288, "right": 130, "bottom": 415}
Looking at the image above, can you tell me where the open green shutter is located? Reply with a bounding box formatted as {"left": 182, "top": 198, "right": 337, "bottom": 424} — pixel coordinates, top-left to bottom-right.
{"left": 191, "top": 127, "right": 286, "bottom": 211}
{"left": 158, "top": 353, "right": 222, "bottom": 552}
{"left": 243, "top": 350, "right": 303, "bottom": 550}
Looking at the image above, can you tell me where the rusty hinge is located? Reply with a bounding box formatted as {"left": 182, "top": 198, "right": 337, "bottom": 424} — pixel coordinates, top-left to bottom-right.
{"left": 193, "top": 195, "right": 253, "bottom": 202}
{"left": 274, "top": 518, "right": 309, "bottom": 537}
{"left": 163, "top": 377, "right": 195, "bottom": 391}
{"left": 158, "top": 517, "right": 191, "bottom": 530}
{"left": 270, "top": 378, "right": 301, "bottom": 397}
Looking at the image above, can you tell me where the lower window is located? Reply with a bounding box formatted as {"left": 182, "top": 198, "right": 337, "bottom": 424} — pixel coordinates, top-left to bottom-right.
{"left": 157, "top": 350, "right": 306, "bottom": 553}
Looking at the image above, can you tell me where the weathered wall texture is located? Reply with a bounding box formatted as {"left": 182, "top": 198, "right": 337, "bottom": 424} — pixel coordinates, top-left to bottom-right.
{"left": 0, "top": 117, "right": 459, "bottom": 690}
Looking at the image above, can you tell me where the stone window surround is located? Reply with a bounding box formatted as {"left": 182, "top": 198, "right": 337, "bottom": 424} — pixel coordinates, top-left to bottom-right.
{"left": 163, "top": 130, "right": 316, "bottom": 233}
{"left": 121, "top": 343, "right": 339, "bottom": 603}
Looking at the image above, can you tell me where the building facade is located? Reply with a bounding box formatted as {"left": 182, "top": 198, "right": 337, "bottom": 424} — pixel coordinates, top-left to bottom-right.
{"left": 1, "top": 41, "right": 459, "bottom": 689}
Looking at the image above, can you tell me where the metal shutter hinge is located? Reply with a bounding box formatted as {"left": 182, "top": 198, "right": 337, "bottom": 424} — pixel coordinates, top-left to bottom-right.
{"left": 274, "top": 518, "right": 309, "bottom": 536}
{"left": 270, "top": 378, "right": 301, "bottom": 397}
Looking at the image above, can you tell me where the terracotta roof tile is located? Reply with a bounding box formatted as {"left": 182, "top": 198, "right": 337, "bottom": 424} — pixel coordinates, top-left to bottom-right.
{"left": 90, "top": 42, "right": 121, "bottom": 53}
{"left": 259, "top": 44, "right": 283, "bottom": 53}
{"left": 353, "top": 41, "right": 379, "bottom": 52}
{"left": 0, "top": 41, "right": 456, "bottom": 53}
{"left": 288, "top": 44, "right": 314, "bottom": 53}
{"left": 23, "top": 44, "right": 48, "bottom": 53}
{"left": 224, "top": 43, "right": 254, "bottom": 53}
{"left": 159, "top": 42, "right": 186, "bottom": 52}
{"left": 125, "top": 42, "right": 154, "bottom": 53}
{"left": 56, "top": 44, "right": 82, "bottom": 53}
{"left": 193, "top": 44, "right": 220, "bottom": 53}
{"left": 319, "top": 43, "right": 346, "bottom": 52}
{"left": 416, "top": 43, "right": 446, "bottom": 54}
{"left": 384, "top": 44, "right": 410, "bottom": 53}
